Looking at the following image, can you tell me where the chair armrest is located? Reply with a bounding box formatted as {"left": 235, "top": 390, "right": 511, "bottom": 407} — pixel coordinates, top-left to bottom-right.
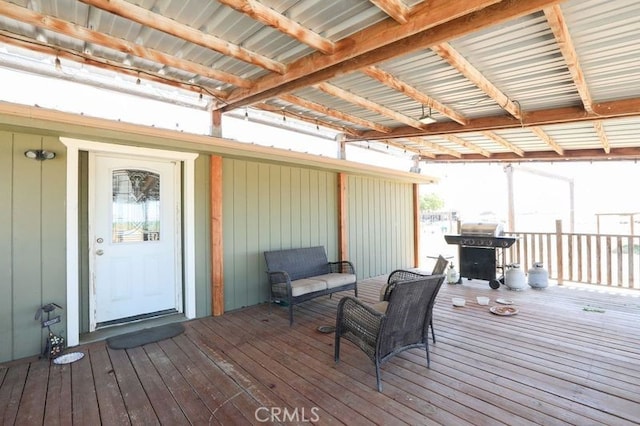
{"left": 336, "top": 296, "right": 384, "bottom": 342}
{"left": 329, "top": 261, "right": 355, "bottom": 275}
{"left": 266, "top": 270, "right": 291, "bottom": 284}
{"left": 387, "top": 269, "right": 428, "bottom": 285}
{"left": 266, "top": 270, "right": 292, "bottom": 299}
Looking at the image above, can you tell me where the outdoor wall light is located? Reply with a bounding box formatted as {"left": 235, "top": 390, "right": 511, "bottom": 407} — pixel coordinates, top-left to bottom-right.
{"left": 24, "top": 149, "right": 56, "bottom": 161}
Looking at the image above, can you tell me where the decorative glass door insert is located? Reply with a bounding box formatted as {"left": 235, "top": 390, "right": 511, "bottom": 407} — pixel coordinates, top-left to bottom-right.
{"left": 111, "top": 169, "right": 160, "bottom": 243}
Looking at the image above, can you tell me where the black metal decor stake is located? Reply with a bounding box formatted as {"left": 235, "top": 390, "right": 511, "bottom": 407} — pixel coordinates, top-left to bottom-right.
{"left": 35, "top": 303, "right": 65, "bottom": 359}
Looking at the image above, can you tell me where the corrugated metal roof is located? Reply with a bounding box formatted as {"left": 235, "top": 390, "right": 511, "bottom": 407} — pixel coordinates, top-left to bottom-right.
{"left": 0, "top": 0, "right": 639, "bottom": 163}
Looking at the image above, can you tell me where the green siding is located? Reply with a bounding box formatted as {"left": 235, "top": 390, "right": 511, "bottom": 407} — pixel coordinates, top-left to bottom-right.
{"left": 347, "top": 175, "right": 415, "bottom": 279}
{"left": 221, "top": 159, "right": 339, "bottom": 311}
{"left": 0, "top": 128, "right": 418, "bottom": 362}
{"left": 0, "top": 133, "right": 66, "bottom": 362}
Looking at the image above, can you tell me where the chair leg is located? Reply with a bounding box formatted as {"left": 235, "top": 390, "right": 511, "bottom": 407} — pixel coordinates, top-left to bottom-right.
{"left": 430, "top": 320, "right": 436, "bottom": 344}
{"left": 288, "top": 304, "right": 294, "bottom": 326}
{"left": 375, "top": 361, "right": 383, "bottom": 392}
{"left": 425, "top": 340, "right": 431, "bottom": 368}
{"left": 334, "top": 333, "right": 341, "bottom": 363}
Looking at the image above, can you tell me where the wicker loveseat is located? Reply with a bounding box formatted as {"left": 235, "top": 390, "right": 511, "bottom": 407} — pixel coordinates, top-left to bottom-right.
{"left": 264, "top": 246, "right": 357, "bottom": 325}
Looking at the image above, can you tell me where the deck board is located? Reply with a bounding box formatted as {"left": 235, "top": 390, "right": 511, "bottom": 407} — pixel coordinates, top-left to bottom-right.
{"left": 1, "top": 276, "right": 639, "bottom": 425}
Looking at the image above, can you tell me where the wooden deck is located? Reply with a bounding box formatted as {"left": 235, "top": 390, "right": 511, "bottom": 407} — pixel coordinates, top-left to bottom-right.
{"left": 2, "top": 276, "right": 639, "bottom": 425}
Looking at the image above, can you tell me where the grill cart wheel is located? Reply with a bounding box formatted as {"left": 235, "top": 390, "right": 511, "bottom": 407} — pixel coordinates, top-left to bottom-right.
{"left": 489, "top": 279, "right": 501, "bottom": 289}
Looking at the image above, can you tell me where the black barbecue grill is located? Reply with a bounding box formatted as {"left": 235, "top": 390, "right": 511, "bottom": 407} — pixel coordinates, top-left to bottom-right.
{"left": 444, "top": 222, "right": 517, "bottom": 289}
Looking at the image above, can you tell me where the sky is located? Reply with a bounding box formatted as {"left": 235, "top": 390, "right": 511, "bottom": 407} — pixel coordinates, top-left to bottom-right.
{"left": 2, "top": 64, "right": 639, "bottom": 235}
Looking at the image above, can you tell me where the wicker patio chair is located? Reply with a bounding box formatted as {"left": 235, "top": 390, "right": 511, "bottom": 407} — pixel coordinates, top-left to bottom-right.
{"left": 334, "top": 273, "right": 446, "bottom": 392}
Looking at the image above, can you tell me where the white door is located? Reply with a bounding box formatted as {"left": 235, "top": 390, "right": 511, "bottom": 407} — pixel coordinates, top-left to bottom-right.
{"left": 90, "top": 154, "right": 182, "bottom": 329}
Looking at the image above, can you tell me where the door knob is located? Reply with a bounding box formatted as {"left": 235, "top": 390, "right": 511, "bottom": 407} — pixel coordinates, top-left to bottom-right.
{"left": 96, "top": 249, "right": 104, "bottom": 256}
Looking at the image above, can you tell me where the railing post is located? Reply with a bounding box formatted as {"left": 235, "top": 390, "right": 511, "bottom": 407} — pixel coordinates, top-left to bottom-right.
{"left": 556, "top": 219, "right": 564, "bottom": 285}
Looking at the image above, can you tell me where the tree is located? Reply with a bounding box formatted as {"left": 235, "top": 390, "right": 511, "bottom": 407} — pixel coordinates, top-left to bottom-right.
{"left": 420, "top": 192, "right": 444, "bottom": 212}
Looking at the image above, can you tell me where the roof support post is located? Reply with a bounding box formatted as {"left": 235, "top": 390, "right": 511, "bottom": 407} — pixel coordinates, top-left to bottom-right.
{"left": 338, "top": 172, "right": 348, "bottom": 261}
{"left": 211, "top": 108, "right": 222, "bottom": 137}
{"left": 336, "top": 133, "right": 347, "bottom": 160}
{"left": 413, "top": 183, "right": 421, "bottom": 268}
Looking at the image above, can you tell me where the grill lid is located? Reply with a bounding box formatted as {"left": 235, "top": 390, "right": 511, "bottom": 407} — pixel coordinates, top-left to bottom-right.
{"left": 460, "top": 222, "right": 504, "bottom": 236}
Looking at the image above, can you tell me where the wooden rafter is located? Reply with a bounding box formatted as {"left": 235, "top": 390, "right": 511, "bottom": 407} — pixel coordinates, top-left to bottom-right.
{"left": 315, "top": 82, "right": 427, "bottom": 129}
{"left": 217, "top": 0, "right": 335, "bottom": 54}
{"left": 481, "top": 131, "right": 525, "bottom": 157}
{"left": 531, "top": 127, "right": 564, "bottom": 155}
{"left": 279, "top": 94, "right": 393, "bottom": 133}
{"left": 369, "top": 0, "right": 411, "bottom": 24}
{"left": 441, "top": 134, "right": 491, "bottom": 157}
{"left": 0, "top": 32, "right": 229, "bottom": 99}
{"left": 379, "top": 139, "right": 434, "bottom": 158}
{"left": 361, "top": 66, "right": 468, "bottom": 125}
{"left": 593, "top": 121, "right": 611, "bottom": 154}
{"left": 406, "top": 137, "right": 463, "bottom": 158}
{"left": 431, "top": 43, "right": 521, "bottom": 119}
{"left": 0, "top": 2, "right": 252, "bottom": 91}
{"left": 78, "top": 0, "right": 286, "bottom": 74}
{"left": 544, "top": 5, "right": 593, "bottom": 113}
{"left": 222, "top": 0, "right": 568, "bottom": 109}
{"left": 253, "top": 102, "right": 362, "bottom": 136}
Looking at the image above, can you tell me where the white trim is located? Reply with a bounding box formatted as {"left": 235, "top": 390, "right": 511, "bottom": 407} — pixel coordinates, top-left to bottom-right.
{"left": 60, "top": 137, "right": 198, "bottom": 346}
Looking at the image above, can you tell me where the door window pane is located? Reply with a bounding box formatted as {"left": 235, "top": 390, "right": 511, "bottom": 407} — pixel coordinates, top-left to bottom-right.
{"left": 112, "top": 169, "right": 160, "bottom": 242}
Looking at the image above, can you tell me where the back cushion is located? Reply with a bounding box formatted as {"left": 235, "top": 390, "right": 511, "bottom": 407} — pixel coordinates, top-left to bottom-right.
{"left": 264, "top": 246, "right": 330, "bottom": 281}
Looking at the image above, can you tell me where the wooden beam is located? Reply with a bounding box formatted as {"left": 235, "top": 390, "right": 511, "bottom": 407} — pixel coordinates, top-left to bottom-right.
{"left": 0, "top": 2, "right": 252, "bottom": 90}
{"left": 361, "top": 66, "right": 468, "bottom": 125}
{"left": 593, "top": 120, "right": 611, "bottom": 154}
{"left": 481, "top": 131, "right": 525, "bottom": 156}
{"left": 354, "top": 97, "right": 640, "bottom": 140}
{"left": 210, "top": 155, "right": 224, "bottom": 316}
{"left": 544, "top": 5, "right": 593, "bottom": 112}
{"left": 431, "top": 43, "right": 521, "bottom": 119}
{"left": 431, "top": 146, "right": 640, "bottom": 162}
{"left": 79, "top": 0, "right": 286, "bottom": 74}
{"left": 217, "top": 0, "right": 336, "bottom": 54}
{"left": 223, "top": 0, "right": 549, "bottom": 108}
{"left": 338, "top": 173, "right": 348, "bottom": 262}
{"left": 531, "top": 127, "right": 564, "bottom": 155}
{"left": 252, "top": 102, "right": 363, "bottom": 136}
{"left": 407, "top": 137, "right": 463, "bottom": 158}
{"left": 279, "top": 94, "right": 393, "bottom": 133}
{"left": 316, "top": 82, "right": 427, "bottom": 129}
{"left": 370, "top": 0, "right": 410, "bottom": 24}
{"left": 441, "top": 134, "right": 491, "bottom": 157}
{"left": 379, "top": 139, "right": 435, "bottom": 158}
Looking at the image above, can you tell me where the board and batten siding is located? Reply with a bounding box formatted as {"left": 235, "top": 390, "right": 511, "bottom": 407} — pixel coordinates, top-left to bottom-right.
{"left": 0, "top": 132, "right": 66, "bottom": 362}
{"left": 222, "top": 159, "right": 338, "bottom": 311}
{"left": 220, "top": 159, "right": 417, "bottom": 312}
{"left": 347, "top": 175, "right": 415, "bottom": 279}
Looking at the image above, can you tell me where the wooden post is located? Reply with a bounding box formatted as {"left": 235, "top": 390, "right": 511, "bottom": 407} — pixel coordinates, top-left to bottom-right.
{"left": 211, "top": 109, "right": 222, "bottom": 137}
{"left": 337, "top": 173, "right": 348, "bottom": 262}
{"left": 505, "top": 164, "right": 515, "bottom": 232}
{"left": 555, "top": 219, "right": 563, "bottom": 285}
{"left": 413, "top": 183, "right": 420, "bottom": 268}
{"left": 210, "top": 155, "right": 224, "bottom": 316}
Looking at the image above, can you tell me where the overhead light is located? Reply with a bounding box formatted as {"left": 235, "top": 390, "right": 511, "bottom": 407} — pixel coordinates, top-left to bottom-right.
{"left": 418, "top": 105, "right": 437, "bottom": 124}
{"left": 25, "top": 149, "right": 56, "bottom": 160}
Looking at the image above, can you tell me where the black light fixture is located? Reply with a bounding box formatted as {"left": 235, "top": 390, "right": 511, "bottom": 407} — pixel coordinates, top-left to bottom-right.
{"left": 24, "top": 149, "right": 56, "bottom": 161}
{"left": 418, "top": 105, "right": 437, "bottom": 124}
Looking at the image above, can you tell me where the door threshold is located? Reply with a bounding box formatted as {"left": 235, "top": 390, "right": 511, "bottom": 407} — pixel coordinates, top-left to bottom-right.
{"left": 80, "top": 312, "right": 186, "bottom": 345}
